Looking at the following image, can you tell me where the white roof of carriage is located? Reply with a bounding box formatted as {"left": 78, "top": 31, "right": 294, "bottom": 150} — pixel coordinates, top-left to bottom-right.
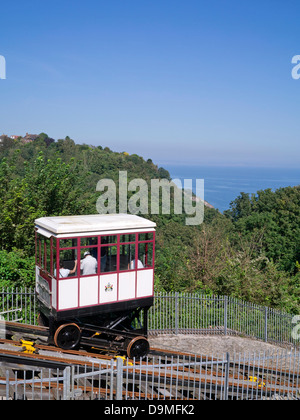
{"left": 35, "top": 214, "right": 156, "bottom": 236}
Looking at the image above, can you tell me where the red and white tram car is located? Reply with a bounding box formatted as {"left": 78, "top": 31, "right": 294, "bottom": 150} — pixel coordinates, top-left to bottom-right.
{"left": 35, "top": 214, "right": 156, "bottom": 357}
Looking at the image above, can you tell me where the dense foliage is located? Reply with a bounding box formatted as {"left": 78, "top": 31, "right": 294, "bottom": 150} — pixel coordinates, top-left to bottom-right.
{"left": 0, "top": 134, "right": 299, "bottom": 313}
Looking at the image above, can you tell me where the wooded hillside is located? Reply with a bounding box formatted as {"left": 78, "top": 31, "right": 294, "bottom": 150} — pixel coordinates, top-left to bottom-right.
{"left": 0, "top": 133, "right": 299, "bottom": 313}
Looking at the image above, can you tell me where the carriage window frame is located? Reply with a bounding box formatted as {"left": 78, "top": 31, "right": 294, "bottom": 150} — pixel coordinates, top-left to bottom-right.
{"left": 120, "top": 234, "right": 136, "bottom": 243}
{"left": 138, "top": 232, "right": 154, "bottom": 242}
{"left": 37, "top": 230, "right": 155, "bottom": 280}
{"left": 119, "top": 242, "right": 136, "bottom": 271}
{"left": 100, "top": 243, "right": 118, "bottom": 273}
{"left": 137, "top": 238, "right": 154, "bottom": 269}
{"left": 46, "top": 237, "right": 52, "bottom": 275}
{"left": 36, "top": 233, "right": 53, "bottom": 276}
{"left": 100, "top": 235, "right": 117, "bottom": 245}
{"left": 119, "top": 231, "right": 155, "bottom": 272}
{"left": 79, "top": 236, "right": 99, "bottom": 277}
{"left": 138, "top": 241, "right": 154, "bottom": 269}
{"left": 35, "top": 232, "right": 41, "bottom": 267}
{"left": 59, "top": 238, "right": 78, "bottom": 249}
{"left": 80, "top": 236, "right": 98, "bottom": 247}
{"left": 57, "top": 237, "right": 79, "bottom": 279}
{"left": 119, "top": 234, "right": 136, "bottom": 271}
{"left": 36, "top": 233, "right": 44, "bottom": 269}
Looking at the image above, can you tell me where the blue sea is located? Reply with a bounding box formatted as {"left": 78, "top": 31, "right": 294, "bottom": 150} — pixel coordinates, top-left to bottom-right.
{"left": 160, "top": 164, "right": 300, "bottom": 213}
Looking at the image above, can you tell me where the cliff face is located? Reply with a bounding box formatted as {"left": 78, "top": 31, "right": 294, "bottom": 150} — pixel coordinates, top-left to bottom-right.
{"left": 188, "top": 190, "right": 214, "bottom": 209}
{"left": 204, "top": 200, "right": 214, "bottom": 209}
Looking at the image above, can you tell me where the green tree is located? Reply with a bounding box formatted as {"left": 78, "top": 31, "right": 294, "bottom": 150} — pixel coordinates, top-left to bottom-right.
{"left": 225, "top": 186, "right": 300, "bottom": 273}
{"left": 0, "top": 249, "right": 35, "bottom": 288}
{"left": 0, "top": 152, "right": 90, "bottom": 254}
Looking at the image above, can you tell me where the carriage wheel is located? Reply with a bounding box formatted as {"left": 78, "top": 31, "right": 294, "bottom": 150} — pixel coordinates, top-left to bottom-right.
{"left": 54, "top": 323, "right": 81, "bottom": 350}
{"left": 126, "top": 336, "right": 150, "bottom": 359}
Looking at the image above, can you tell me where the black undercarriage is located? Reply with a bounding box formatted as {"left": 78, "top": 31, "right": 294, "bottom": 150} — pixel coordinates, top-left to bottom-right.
{"left": 38, "top": 299, "right": 153, "bottom": 358}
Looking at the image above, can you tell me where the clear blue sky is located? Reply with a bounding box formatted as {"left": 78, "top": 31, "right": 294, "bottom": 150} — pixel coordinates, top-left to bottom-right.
{"left": 1, "top": 0, "right": 300, "bottom": 167}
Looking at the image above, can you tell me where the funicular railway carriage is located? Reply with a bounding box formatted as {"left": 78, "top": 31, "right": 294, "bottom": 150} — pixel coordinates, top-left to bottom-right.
{"left": 35, "top": 214, "right": 156, "bottom": 358}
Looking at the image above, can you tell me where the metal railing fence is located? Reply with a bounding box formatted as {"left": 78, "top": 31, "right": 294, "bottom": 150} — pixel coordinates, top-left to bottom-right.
{"left": 0, "top": 287, "right": 36, "bottom": 325}
{"left": 0, "top": 360, "right": 114, "bottom": 400}
{"left": 149, "top": 292, "right": 298, "bottom": 347}
{"left": 1, "top": 350, "right": 299, "bottom": 400}
{"left": 0, "top": 288, "right": 298, "bottom": 347}
{"left": 116, "top": 350, "right": 300, "bottom": 401}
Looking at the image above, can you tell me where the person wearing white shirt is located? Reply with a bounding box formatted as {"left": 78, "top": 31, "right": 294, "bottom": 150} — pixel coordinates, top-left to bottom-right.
{"left": 129, "top": 259, "right": 144, "bottom": 269}
{"left": 54, "top": 260, "right": 77, "bottom": 278}
{"left": 81, "top": 251, "right": 97, "bottom": 275}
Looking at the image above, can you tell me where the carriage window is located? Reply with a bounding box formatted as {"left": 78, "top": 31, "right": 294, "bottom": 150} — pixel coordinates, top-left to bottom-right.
{"left": 139, "top": 232, "right": 153, "bottom": 241}
{"left": 120, "top": 244, "right": 136, "bottom": 270}
{"left": 45, "top": 237, "right": 51, "bottom": 274}
{"left": 36, "top": 235, "right": 39, "bottom": 266}
{"left": 80, "top": 247, "right": 98, "bottom": 275}
{"left": 57, "top": 249, "right": 77, "bottom": 278}
{"left": 59, "top": 238, "right": 77, "bottom": 248}
{"left": 101, "top": 235, "right": 117, "bottom": 245}
{"left": 80, "top": 247, "right": 98, "bottom": 260}
{"left": 138, "top": 242, "right": 153, "bottom": 268}
{"left": 37, "top": 234, "right": 44, "bottom": 268}
{"left": 36, "top": 234, "right": 51, "bottom": 272}
{"left": 100, "top": 245, "right": 117, "bottom": 273}
{"left": 52, "top": 243, "right": 57, "bottom": 277}
{"left": 37, "top": 235, "right": 43, "bottom": 268}
{"left": 120, "top": 234, "right": 136, "bottom": 243}
{"left": 81, "top": 237, "right": 98, "bottom": 247}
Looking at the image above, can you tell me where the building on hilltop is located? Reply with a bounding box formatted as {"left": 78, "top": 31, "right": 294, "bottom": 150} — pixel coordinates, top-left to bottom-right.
{"left": 23, "top": 132, "right": 39, "bottom": 143}
{"left": 0, "top": 134, "right": 9, "bottom": 144}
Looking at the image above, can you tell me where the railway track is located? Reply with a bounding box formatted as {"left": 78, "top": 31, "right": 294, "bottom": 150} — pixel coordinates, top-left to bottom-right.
{"left": 0, "top": 320, "right": 299, "bottom": 400}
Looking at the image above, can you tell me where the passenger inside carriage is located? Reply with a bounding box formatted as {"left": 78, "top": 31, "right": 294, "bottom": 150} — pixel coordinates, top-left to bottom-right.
{"left": 80, "top": 251, "right": 97, "bottom": 275}
{"left": 129, "top": 258, "right": 144, "bottom": 269}
{"left": 54, "top": 259, "right": 77, "bottom": 278}
{"left": 52, "top": 231, "right": 154, "bottom": 278}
